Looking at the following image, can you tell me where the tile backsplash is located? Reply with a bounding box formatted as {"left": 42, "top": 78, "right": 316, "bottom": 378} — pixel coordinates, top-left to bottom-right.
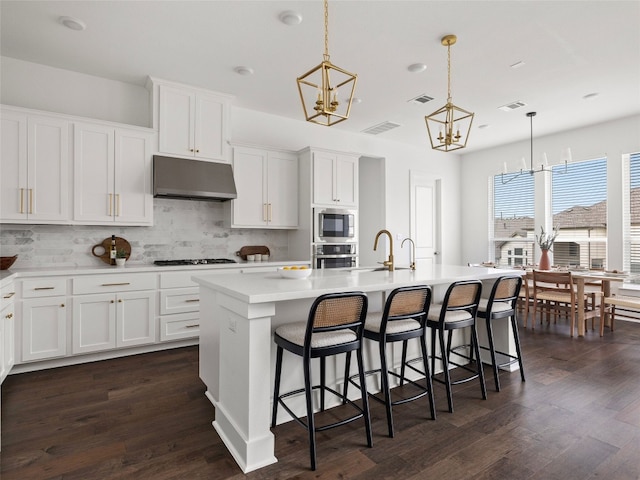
{"left": 0, "top": 199, "right": 291, "bottom": 269}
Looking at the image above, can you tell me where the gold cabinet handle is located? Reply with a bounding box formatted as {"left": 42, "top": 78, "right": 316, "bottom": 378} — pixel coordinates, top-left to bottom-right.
{"left": 101, "top": 282, "right": 131, "bottom": 287}
{"left": 189, "top": 148, "right": 194, "bottom": 152}
{"left": 34, "top": 286, "right": 56, "bottom": 291}
{"left": 110, "top": 300, "right": 115, "bottom": 304}
{"left": 109, "top": 193, "right": 113, "bottom": 216}
{"left": 29, "top": 188, "right": 33, "bottom": 214}
{"left": 185, "top": 299, "right": 199, "bottom": 303}
{"left": 268, "top": 203, "right": 272, "bottom": 222}
{"left": 263, "top": 203, "right": 267, "bottom": 222}
{"left": 185, "top": 324, "right": 199, "bottom": 329}
{"left": 118, "top": 299, "right": 123, "bottom": 303}
{"left": 116, "top": 194, "right": 120, "bottom": 217}
{"left": 5, "top": 313, "right": 13, "bottom": 319}
{"left": 19, "top": 188, "right": 24, "bottom": 214}
{"left": 3, "top": 292, "right": 16, "bottom": 299}
{"left": 60, "top": 303, "right": 65, "bottom": 308}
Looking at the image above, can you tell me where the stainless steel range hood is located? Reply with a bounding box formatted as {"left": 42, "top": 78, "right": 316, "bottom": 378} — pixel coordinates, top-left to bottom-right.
{"left": 153, "top": 155, "right": 237, "bottom": 201}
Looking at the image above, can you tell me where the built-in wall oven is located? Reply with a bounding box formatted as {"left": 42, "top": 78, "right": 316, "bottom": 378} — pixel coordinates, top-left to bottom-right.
{"left": 314, "top": 208, "right": 357, "bottom": 243}
{"left": 314, "top": 243, "right": 357, "bottom": 269}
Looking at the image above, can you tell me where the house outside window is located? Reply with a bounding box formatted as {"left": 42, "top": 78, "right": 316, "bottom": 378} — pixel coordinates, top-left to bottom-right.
{"left": 551, "top": 158, "right": 607, "bottom": 269}
{"left": 490, "top": 172, "right": 534, "bottom": 267}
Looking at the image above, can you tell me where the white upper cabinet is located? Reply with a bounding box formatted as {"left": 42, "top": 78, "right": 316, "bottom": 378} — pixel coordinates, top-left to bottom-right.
{"left": 1, "top": 109, "right": 70, "bottom": 223}
{"left": 312, "top": 150, "right": 358, "bottom": 207}
{"left": 229, "top": 146, "right": 298, "bottom": 228}
{"left": 154, "top": 79, "right": 232, "bottom": 162}
{"left": 74, "top": 122, "right": 153, "bottom": 225}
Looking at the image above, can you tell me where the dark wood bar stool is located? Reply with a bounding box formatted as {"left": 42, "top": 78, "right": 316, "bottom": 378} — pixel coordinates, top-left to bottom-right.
{"left": 477, "top": 275, "right": 525, "bottom": 392}
{"left": 427, "top": 280, "right": 486, "bottom": 413}
{"left": 345, "top": 285, "right": 436, "bottom": 438}
{"left": 271, "top": 292, "right": 372, "bottom": 471}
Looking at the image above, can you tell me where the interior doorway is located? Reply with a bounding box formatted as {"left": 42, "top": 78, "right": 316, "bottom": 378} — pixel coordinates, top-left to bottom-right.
{"left": 409, "top": 171, "right": 442, "bottom": 268}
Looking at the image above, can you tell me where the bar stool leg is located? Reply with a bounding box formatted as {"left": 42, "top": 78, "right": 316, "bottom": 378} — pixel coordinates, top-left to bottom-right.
{"left": 320, "top": 357, "right": 326, "bottom": 411}
{"left": 441, "top": 329, "right": 454, "bottom": 413}
{"left": 485, "top": 317, "right": 501, "bottom": 392}
{"left": 342, "top": 351, "right": 352, "bottom": 404}
{"left": 511, "top": 315, "right": 526, "bottom": 382}
{"left": 356, "top": 348, "right": 373, "bottom": 447}
{"left": 420, "top": 333, "right": 437, "bottom": 420}
{"left": 471, "top": 326, "right": 487, "bottom": 400}
{"left": 378, "top": 338, "right": 395, "bottom": 437}
{"left": 303, "top": 355, "right": 317, "bottom": 471}
{"left": 271, "top": 346, "right": 284, "bottom": 428}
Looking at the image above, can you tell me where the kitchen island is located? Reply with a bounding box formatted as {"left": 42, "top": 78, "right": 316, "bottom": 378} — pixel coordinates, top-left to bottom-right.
{"left": 193, "top": 264, "right": 520, "bottom": 473}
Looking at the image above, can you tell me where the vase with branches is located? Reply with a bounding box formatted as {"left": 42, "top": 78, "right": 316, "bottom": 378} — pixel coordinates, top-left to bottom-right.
{"left": 535, "top": 226, "right": 558, "bottom": 270}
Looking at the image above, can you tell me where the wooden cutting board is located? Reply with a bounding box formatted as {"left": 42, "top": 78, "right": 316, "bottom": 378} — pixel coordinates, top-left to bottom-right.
{"left": 235, "top": 245, "right": 270, "bottom": 260}
{"left": 92, "top": 237, "right": 132, "bottom": 264}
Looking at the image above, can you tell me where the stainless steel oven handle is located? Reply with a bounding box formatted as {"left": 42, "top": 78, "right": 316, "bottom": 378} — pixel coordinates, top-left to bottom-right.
{"left": 314, "top": 254, "right": 357, "bottom": 259}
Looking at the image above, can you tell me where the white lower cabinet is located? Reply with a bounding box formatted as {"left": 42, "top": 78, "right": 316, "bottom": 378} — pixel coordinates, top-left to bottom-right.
{"left": 21, "top": 296, "right": 67, "bottom": 362}
{"left": 72, "top": 274, "right": 157, "bottom": 354}
{"left": 1, "top": 286, "right": 16, "bottom": 383}
{"left": 72, "top": 291, "right": 156, "bottom": 354}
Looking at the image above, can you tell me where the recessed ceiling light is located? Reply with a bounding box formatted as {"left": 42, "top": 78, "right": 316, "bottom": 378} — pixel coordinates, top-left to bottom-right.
{"left": 478, "top": 124, "right": 490, "bottom": 129}
{"left": 407, "top": 63, "right": 427, "bottom": 73}
{"left": 351, "top": 97, "right": 362, "bottom": 104}
{"left": 279, "top": 10, "right": 302, "bottom": 26}
{"left": 510, "top": 61, "right": 525, "bottom": 69}
{"left": 58, "top": 16, "right": 86, "bottom": 31}
{"left": 233, "top": 66, "right": 254, "bottom": 76}
{"left": 583, "top": 92, "right": 599, "bottom": 100}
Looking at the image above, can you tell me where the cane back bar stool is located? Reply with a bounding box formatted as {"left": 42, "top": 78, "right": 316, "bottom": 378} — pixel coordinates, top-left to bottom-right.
{"left": 271, "top": 292, "right": 372, "bottom": 471}
{"left": 477, "top": 275, "right": 525, "bottom": 392}
{"left": 427, "top": 279, "right": 486, "bottom": 413}
{"left": 345, "top": 285, "right": 435, "bottom": 438}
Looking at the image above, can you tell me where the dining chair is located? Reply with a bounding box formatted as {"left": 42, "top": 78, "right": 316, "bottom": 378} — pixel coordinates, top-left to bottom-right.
{"left": 532, "top": 270, "right": 599, "bottom": 336}
{"left": 271, "top": 291, "right": 372, "bottom": 470}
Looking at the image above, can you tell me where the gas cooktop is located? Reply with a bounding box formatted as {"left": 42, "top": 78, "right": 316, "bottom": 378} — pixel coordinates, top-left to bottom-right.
{"left": 154, "top": 258, "right": 237, "bottom": 266}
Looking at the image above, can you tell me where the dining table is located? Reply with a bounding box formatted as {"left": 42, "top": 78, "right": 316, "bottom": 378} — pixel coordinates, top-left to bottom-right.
{"left": 571, "top": 270, "right": 634, "bottom": 336}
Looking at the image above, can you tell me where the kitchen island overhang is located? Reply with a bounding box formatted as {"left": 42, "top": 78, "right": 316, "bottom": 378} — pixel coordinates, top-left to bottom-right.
{"left": 193, "top": 265, "right": 522, "bottom": 473}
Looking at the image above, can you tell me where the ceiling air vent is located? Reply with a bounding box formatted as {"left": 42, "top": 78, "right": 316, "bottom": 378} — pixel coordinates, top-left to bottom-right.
{"left": 408, "top": 94, "right": 435, "bottom": 105}
{"left": 498, "top": 101, "right": 527, "bottom": 112}
{"left": 362, "top": 121, "right": 401, "bottom": 135}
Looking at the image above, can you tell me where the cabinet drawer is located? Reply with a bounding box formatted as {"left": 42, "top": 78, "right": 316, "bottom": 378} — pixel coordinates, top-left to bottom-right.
{"left": 160, "top": 288, "right": 199, "bottom": 315}
{"left": 160, "top": 271, "right": 200, "bottom": 289}
{"left": 160, "top": 312, "right": 199, "bottom": 341}
{"left": 21, "top": 278, "right": 67, "bottom": 298}
{"left": 72, "top": 273, "right": 156, "bottom": 295}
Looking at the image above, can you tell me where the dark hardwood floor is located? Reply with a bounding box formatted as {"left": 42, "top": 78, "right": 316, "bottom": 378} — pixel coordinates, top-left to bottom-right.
{"left": 2, "top": 317, "right": 640, "bottom": 480}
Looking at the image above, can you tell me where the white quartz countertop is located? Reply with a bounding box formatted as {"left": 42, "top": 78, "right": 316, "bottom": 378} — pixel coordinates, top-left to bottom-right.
{"left": 193, "top": 264, "right": 519, "bottom": 304}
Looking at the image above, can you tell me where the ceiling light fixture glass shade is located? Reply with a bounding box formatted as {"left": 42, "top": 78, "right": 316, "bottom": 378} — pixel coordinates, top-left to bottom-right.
{"left": 501, "top": 112, "right": 568, "bottom": 185}
{"left": 297, "top": 0, "right": 357, "bottom": 126}
{"left": 425, "top": 35, "right": 474, "bottom": 152}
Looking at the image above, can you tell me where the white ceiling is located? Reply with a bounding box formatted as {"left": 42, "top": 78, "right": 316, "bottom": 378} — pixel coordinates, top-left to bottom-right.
{"left": 1, "top": 0, "right": 639, "bottom": 153}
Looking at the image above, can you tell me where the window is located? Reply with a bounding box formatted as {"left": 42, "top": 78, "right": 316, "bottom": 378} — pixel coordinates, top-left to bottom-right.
{"left": 490, "top": 172, "right": 534, "bottom": 266}
{"left": 551, "top": 158, "right": 607, "bottom": 268}
{"left": 626, "top": 152, "right": 640, "bottom": 272}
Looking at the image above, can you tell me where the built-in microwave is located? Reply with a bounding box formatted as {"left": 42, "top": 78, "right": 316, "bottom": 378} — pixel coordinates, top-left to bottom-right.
{"left": 314, "top": 243, "right": 357, "bottom": 269}
{"left": 314, "top": 208, "right": 357, "bottom": 243}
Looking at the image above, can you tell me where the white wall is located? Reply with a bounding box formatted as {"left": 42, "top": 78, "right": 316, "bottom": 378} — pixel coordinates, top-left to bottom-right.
{"left": 460, "top": 114, "right": 640, "bottom": 269}
{"left": 0, "top": 57, "right": 465, "bottom": 267}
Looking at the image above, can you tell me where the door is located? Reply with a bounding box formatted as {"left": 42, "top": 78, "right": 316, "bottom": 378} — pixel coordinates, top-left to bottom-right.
{"left": 114, "top": 129, "right": 152, "bottom": 224}
{"left": 22, "top": 296, "right": 67, "bottom": 361}
{"left": 410, "top": 171, "right": 441, "bottom": 269}
{"left": 232, "top": 147, "right": 267, "bottom": 226}
{"left": 335, "top": 154, "right": 358, "bottom": 206}
{"left": 1, "top": 112, "right": 27, "bottom": 220}
{"left": 267, "top": 151, "right": 298, "bottom": 227}
{"left": 159, "top": 85, "right": 195, "bottom": 157}
{"left": 194, "top": 92, "right": 226, "bottom": 160}
{"left": 72, "top": 293, "right": 117, "bottom": 354}
{"left": 116, "top": 291, "right": 156, "bottom": 348}
{"left": 74, "top": 123, "right": 115, "bottom": 223}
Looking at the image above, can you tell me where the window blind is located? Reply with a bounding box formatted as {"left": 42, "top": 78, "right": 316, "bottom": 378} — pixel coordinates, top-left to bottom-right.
{"left": 491, "top": 172, "right": 534, "bottom": 266}
{"left": 627, "top": 152, "right": 640, "bottom": 272}
{"left": 552, "top": 158, "right": 607, "bottom": 268}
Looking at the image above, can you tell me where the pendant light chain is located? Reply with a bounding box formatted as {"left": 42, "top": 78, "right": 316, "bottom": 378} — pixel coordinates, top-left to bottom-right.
{"left": 323, "top": 0, "right": 330, "bottom": 61}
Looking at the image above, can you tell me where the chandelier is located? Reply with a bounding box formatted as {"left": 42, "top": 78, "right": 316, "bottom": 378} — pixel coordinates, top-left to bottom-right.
{"left": 501, "top": 111, "right": 569, "bottom": 185}
{"left": 297, "top": 0, "right": 357, "bottom": 126}
{"left": 425, "top": 34, "right": 474, "bottom": 152}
